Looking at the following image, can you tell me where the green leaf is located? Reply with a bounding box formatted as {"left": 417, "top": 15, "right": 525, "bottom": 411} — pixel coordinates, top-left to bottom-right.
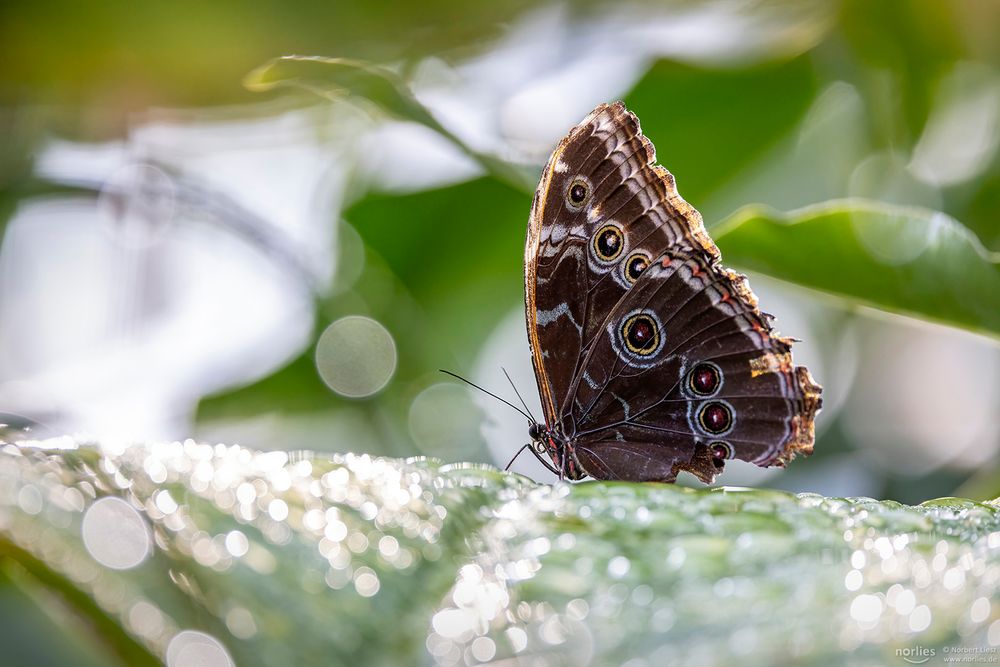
{"left": 715, "top": 199, "right": 1000, "bottom": 339}
{"left": 344, "top": 177, "right": 526, "bottom": 360}
{"left": 245, "top": 56, "right": 536, "bottom": 190}
{"left": 0, "top": 539, "right": 161, "bottom": 667}
{"left": 2, "top": 441, "right": 1000, "bottom": 665}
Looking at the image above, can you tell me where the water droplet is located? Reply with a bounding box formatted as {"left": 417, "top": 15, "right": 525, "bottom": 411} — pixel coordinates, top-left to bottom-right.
{"left": 153, "top": 490, "right": 178, "bottom": 515}
{"left": 235, "top": 482, "right": 256, "bottom": 505}
{"left": 267, "top": 498, "right": 288, "bottom": 522}
{"left": 166, "top": 631, "right": 233, "bottom": 667}
{"left": 128, "top": 600, "right": 165, "bottom": 640}
{"left": 988, "top": 619, "right": 1000, "bottom": 646}
{"left": 432, "top": 608, "right": 477, "bottom": 640}
{"left": 943, "top": 567, "right": 965, "bottom": 592}
{"left": 354, "top": 567, "right": 380, "bottom": 597}
{"left": 81, "top": 497, "right": 151, "bottom": 570}
{"left": 505, "top": 626, "right": 528, "bottom": 653}
{"left": 894, "top": 589, "right": 916, "bottom": 615}
{"left": 325, "top": 520, "right": 348, "bottom": 542}
{"left": 607, "top": 556, "right": 630, "bottom": 579}
{"left": 379, "top": 535, "right": 400, "bottom": 559}
{"left": 908, "top": 605, "right": 932, "bottom": 632}
{"left": 224, "top": 531, "right": 249, "bottom": 558}
{"left": 470, "top": 636, "right": 496, "bottom": 662}
{"left": 970, "top": 597, "right": 991, "bottom": 624}
{"left": 631, "top": 585, "right": 654, "bottom": 606}
{"left": 849, "top": 594, "right": 883, "bottom": 625}
{"left": 17, "top": 485, "right": 43, "bottom": 515}
{"left": 225, "top": 607, "right": 257, "bottom": 639}
{"left": 566, "top": 598, "right": 590, "bottom": 620}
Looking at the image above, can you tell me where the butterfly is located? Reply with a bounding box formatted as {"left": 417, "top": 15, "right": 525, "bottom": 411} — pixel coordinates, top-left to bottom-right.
{"left": 520, "top": 101, "right": 822, "bottom": 484}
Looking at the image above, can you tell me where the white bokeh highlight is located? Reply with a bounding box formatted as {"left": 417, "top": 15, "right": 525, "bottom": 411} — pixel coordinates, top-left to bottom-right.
{"left": 166, "top": 630, "right": 234, "bottom": 667}
{"left": 315, "top": 316, "right": 397, "bottom": 398}
{"left": 81, "top": 496, "right": 152, "bottom": 570}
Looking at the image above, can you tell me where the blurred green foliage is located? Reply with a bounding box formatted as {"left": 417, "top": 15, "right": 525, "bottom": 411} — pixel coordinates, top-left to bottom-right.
{"left": 0, "top": 1, "right": 537, "bottom": 107}
{"left": 3, "top": 0, "right": 998, "bottom": 496}
{"left": 4, "top": 1, "right": 1000, "bottom": 665}
{"left": 207, "top": 2, "right": 1000, "bottom": 503}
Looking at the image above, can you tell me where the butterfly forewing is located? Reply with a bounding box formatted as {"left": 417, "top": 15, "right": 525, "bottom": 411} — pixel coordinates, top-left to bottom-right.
{"left": 525, "top": 102, "right": 821, "bottom": 483}
{"left": 526, "top": 103, "right": 717, "bottom": 424}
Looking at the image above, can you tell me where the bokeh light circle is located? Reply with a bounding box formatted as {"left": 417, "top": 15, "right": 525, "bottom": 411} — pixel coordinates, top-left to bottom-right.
{"left": 408, "top": 382, "right": 486, "bottom": 460}
{"left": 166, "top": 630, "right": 234, "bottom": 667}
{"left": 128, "top": 600, "right": 166, "bottom": 640}
{"left": 315, "top": 316, "right": 397, "bottom": 398}
{"left": 81, "top": 496, "right": 152, "bottom": 570}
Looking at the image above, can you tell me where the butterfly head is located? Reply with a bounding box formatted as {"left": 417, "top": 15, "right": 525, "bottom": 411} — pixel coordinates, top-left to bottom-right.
{"left": 527, "top": 422, "right": 545, "bottom": 443}
{"left": 526, "top": 422, "right": 584, "bottom": 480}
{"left": 528, "top": 422, "right": 559, "bottom": 458}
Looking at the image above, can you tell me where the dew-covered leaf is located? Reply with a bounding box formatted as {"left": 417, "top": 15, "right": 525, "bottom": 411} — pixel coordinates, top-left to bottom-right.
{"left": 2, "top": 441, "right": 1000, "bottom": 666}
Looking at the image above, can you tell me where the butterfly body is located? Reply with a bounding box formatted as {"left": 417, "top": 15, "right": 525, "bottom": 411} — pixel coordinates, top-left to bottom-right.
{"left": 523, "top": 102, "right": 822, "bottom": 484}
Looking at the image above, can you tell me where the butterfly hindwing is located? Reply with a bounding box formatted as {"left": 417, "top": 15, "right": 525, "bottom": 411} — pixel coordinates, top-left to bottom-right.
{"left": 563, "top": 248, "right": 819, "bottom": 482}
{"left": 573, "top": 440, "right": 716, "bottom": 484}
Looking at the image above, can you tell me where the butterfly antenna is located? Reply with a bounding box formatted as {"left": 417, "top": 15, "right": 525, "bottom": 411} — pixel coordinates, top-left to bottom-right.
{"left": 439, "top": 370, "right": 532, "bottom": 423}
{"left": 501, "top": 367, "right": 537, "bottom": 424}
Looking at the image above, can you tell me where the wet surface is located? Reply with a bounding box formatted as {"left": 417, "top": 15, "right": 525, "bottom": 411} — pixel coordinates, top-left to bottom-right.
{"left": 1, "top": 439, "right": 998, "bottom": 666}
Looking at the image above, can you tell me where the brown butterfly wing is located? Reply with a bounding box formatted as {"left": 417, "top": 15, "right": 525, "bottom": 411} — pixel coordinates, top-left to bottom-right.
{"left": 566, "top": 249, "right": 821, "bottom": 482}
{"left": 525, "top": 102, "right": 719, "bottom": 427}
{"left": 525, "top": 102, "right": 821, "bottom": 483}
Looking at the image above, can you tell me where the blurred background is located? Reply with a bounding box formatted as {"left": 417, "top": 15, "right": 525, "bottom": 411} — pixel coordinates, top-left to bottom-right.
{"left": 1, "top": 0, "right": 999, "bottom": 505}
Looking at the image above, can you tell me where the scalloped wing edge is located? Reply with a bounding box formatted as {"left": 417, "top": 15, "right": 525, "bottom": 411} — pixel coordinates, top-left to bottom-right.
{"left": 616, "top": 101, "right": 823, "bottom": 474}
{"left": 529, "top": 101, "right": 823, "bottom": 481}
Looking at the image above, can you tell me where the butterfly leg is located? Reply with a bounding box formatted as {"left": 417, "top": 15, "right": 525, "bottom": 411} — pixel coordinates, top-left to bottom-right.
{"left": 508, "top": 443, "right": 565, "bottom": 479}
{"left": 518, "top": 442, "right": 565, "bottom": 479}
